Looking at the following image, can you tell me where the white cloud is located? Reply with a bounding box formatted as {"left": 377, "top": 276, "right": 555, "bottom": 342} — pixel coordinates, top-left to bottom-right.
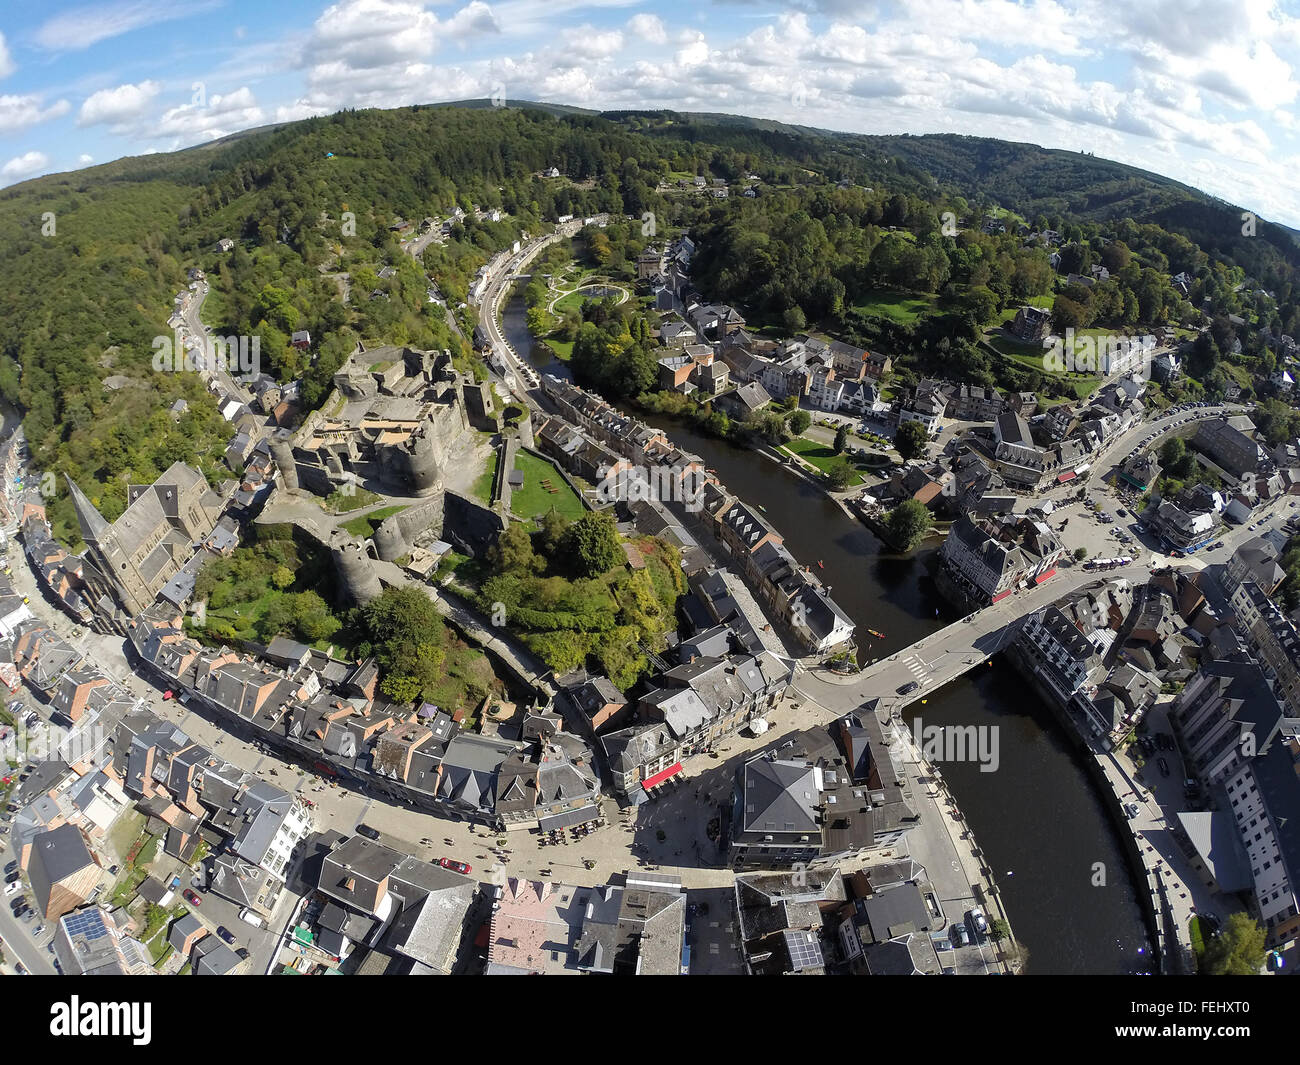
{"left": 0, "top": 94, "right": 71, "bottom": 134}
{"left": 156, "top": 86, "right": 265, "bottom": 143}
{"left": 33, "top": 0, "right": 222, "bottom": 52}
{"left": 78, "top": 80, "right": 161, "bottom": 128}
{"left": 627, "top": 13, "right": 667, "bottom": 44}
{"left": 1, "top": 150, "right": 50, "bottom": 180}
{"left": 561, "top": 26, "right": 624, "bottom": 61}
{"left": 78, "top": 153, "right": 94, "bottom": 164}
{"left": 0, "top": 31, "right": 14, "bottom": 79}
{"left": 443, "top": 1, "right": 500, "bottom": 37}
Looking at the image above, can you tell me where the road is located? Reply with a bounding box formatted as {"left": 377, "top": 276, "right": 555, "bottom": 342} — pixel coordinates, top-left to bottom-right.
{"left": 476, "top": 220, "right": 589, "bottom": 400}
{"left": 797, "top": 564, "right": 1101, "bottom": 716}
{"left": 178, "top": 280, "right": 259, "bottom": 407}
{"left": 0, "top": 831, "right": 57, "bottom": 975}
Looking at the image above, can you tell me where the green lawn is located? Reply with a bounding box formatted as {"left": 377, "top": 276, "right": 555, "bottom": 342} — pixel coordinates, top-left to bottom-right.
{"left": 544, "top": 336, "right": 575, "bottom": 360}
{"left": 984, "top": 334, "right": 1099, "bottom": 399}
{"left": 553, "top": 284, "right": 628, "bottom": 317}
{"left": 322, "top": 487, "right": 384, "bottom": 513}
{"left": 472, "top": 450, "right": 500, "bottom": 504}
{"left": 995, "top": 293, "right": 1055, "bottom": 326}
{"left": 849, "top": 289, "right": 937, "bottom": 324}
{"left": 1189, "top": 915, "right": 1208, "bottom": 961}
{"left": 339, "top": 505, "right": 408, "bottom": 537}
{"left": 509, "top": 451, "right": 587, "bottom": 523}
{"left": 780, "top": 437, "right": 867, "bottom": 486}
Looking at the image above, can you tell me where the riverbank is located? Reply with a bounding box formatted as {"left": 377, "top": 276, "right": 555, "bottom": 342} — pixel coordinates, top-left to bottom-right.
{"left": 1003, "top": 641, "right": 1168, "bottom": 972}
{"left": 503, "top": 291, "right": 1151, "bottom": 973}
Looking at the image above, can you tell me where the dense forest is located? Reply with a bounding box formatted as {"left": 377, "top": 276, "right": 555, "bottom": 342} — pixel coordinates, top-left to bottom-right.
{"left": 3, "top": 103, "right": 1298, "bottom": 544}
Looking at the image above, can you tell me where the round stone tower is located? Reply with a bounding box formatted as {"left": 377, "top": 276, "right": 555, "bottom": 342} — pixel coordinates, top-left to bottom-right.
{"left": 332, "top": 538, "right": 383, "bottom": 606}
{"left": 372, "top": 516, "right": 409, "bottom": 562}
{"left": 403, "top": 423, "right": 444, "bottom": 497}
{"left": 270, "top": 437, "right": 299, "bottom": 493}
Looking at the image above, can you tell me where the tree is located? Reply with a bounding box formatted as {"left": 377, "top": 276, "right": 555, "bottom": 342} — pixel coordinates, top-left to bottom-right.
{"left": 789, "top": 409, "right": 811, "bottom": 434}
{"left": 560, "top": 511, "right": 622, "bottom": 577}
{"left": 988, "top": 918, "right": 1011, "bottom": 943}
{"left": 1073, "top": 546, "right": 1088, "bottom": 561}
{"left": 894, "top": 419, "right": 928, "bottom": 461}
{"left": 359, "top": 587, "right": 447, "bottom": 704}
{"left": 1159, "top": 436, "right": 1186, "bottom": 470}
{"left": 538, "top": 508, "right": 570, "bottom": 557}
{"left": 1202, "top": 913, "right": 1266, "bottom": 975}
{"left": 826, "top": 460, "right": 853, "bottom": 491}
{"left": 491, "top": 522, "right": 542, "bottom": 575}
{"left": 884, "top": 498, "right": 932, "bottom": 551}
{"left": 833, "top": 424, "right": 849, "bottom": 454}
{"left": 271, "top": 565, "right": 295, "bottom": 590}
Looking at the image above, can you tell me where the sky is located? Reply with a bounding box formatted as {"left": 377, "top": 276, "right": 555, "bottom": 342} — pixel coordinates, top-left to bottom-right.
{"left": 1, "top": 0, "right": 1299, "bottom": 225}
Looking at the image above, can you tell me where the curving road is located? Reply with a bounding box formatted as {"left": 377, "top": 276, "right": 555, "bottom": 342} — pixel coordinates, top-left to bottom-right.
{"left": 476, "top": 219, "right": 594, "bottom": 401}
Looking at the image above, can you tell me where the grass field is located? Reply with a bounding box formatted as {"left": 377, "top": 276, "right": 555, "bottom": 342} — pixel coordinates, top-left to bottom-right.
{"left": 984, "top": 334, "right": 1100, "bottom": 399}
{"left": 472, "top": 450, "right": 500, "bottom": 504}
{"left": 849, "top": 289, "right": 937, "bottom": 324}
{"left": 544, "top": 336, "right": 575, "bottom": 360}
{"left": 510, "top": 451, "right": 587, "bottom": 523}
{"left": 995, "top": 293, "right": 1055, "bottom": 326}
{"left": 780, "top": 436, "right": 867, "bottom": 486}
{"left": 339, "top": 504, "right": 408, "bottom": 537}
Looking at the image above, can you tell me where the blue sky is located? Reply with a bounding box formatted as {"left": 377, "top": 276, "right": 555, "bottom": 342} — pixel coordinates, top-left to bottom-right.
{"left": 2, "top": 0, "right": 1299, "bottom": 225}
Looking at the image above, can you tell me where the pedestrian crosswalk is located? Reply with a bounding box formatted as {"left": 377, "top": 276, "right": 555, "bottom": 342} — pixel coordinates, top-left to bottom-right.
{"left": 902, "top": 654, "right": 932, "bottom": 686}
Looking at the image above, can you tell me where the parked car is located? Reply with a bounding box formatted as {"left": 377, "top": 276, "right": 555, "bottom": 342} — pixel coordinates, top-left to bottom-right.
{"left": 968, "top": 906, "right": 989, "bottom": 935}
{"left": 238, "top": 908, "right": 265, "bottom": 929}
{"left": 216, "top": 925, "right": 236, "bottom": 945}
{"left": 1157, "top": 757, "right": 1170, "bottom": 778}
{"left": 439, "top": 857, "right": 472, "bottom": 875}
{"left": 897, "top": 681, "right": 919, "bottom": 695}
{"left": 236, "top": 947, "right": 251, "bottom": 961}
{"left": 951, "top": 923, "right": 970, "bottom": 946}
{"left": 355, "top": 823, "right": 380, "bottom": 840}
{"left": 4, "top": 881, "right": 20, "bottom": 896}
{"left": 183, "top": 888, "right": 202, "bottom": 906}
{"left": 4, "top": 860, "right": 17, "bottom": 875}
{"left": 1125, "top": 802, "right": 1140, "bottom": 819}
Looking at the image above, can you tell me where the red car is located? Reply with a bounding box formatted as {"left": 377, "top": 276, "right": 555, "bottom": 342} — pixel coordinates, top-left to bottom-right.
{"left": 183, "top": 889, "right": 201, "bottom": 906}
{"left": 162, "top": 690, "right": 174, "bottom": 701}
{"left": 439, "top": 858, "right": 472, "bottom": 875}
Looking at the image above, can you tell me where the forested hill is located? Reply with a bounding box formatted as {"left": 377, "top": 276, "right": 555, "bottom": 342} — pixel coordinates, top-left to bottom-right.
{"left": 0, "top": 105, "right": 801, "bottom": 539}
{"left": 0, "top": 102, "right": 1295, "bottom": 543}
{"left": 850, "top": 132, "right": 1300, "bottom": 288}
{"left": 613, "top": 114, "right": 1300, "bottom": 292}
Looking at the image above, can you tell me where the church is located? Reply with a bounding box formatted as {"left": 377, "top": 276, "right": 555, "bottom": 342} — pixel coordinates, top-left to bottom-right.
{"left": 68, "top": 463, "right": 226, "bottom": 619}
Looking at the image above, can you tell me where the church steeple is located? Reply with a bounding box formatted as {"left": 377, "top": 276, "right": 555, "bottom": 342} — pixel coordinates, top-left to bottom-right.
{"left": 66, "top": 476, "right": 110, "bottom": 545}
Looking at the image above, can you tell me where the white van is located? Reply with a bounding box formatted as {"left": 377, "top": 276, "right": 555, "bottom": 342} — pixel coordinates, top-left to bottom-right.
{"left": 238, "top": 908, "right": 265, "bottom": 929}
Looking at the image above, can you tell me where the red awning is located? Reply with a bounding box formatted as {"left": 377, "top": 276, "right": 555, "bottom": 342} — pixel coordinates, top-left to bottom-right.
{"left": 1056, "top": 470, "right": 1077, "bottom": 483}
{"left": 642, "top": 762, "right": 683, "bottom": 789}
{"left": 990, "top": 588, "right": 1012, "bottom": 604}
{"left": 1034, "top": 567, "right": 1057, "bottom": 585}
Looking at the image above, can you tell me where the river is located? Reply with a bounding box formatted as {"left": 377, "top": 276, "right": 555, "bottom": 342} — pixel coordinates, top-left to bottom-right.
{"left": 504, "top": 290, "right": 1152, "bottom": 973}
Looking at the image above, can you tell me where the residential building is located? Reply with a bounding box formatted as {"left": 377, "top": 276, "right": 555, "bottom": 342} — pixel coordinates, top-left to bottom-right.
{"left": 53, "top": 906, "right": 153, "bottom": 976}
{"left": 1011, "top": 305, "right": 1052, "bottom": 342}
{"left": 1194, "top": 417, "right": 1262, "bottom": 479}
{"left": 24, "top": 823, "right": 102, "bottom": 921}
{"left": 938, "top": 515, "right": 1063, "bottom": 605}
{"left": 1230, "top": 581, "right": 1300, "bottom": 718}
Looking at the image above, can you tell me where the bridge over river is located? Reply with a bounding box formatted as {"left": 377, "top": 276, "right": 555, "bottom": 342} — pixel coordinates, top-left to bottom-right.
{"left": 794, "top": 566, "right": 1111, "bottom": 718}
